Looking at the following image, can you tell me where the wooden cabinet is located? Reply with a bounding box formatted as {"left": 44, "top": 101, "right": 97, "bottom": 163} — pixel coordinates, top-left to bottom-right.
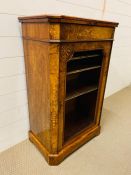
{"left": 19, "top": 15, "right": 118, "bottom": 165}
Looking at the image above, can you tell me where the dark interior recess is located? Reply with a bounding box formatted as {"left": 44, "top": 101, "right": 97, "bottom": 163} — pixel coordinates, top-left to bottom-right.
{"left": 72, "top": 49, "right": 103, "bottom": 58}
{"left": 64, "top": 49, "right": 103, "bottom": 144}
{"left": 66, "top": 69, "right": 100, "bottom": 100}
{"left": 64, "top": 91, "right": 98, "bottom": 143}
{"left": 67, "top": 55, "right": 102, "bottom": 74}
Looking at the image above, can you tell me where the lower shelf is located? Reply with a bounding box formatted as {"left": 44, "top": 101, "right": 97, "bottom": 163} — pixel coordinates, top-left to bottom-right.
{"left": 64, "top": 112, "right": 93, "bottom": 143}
{"left": 65, "top": 84, "right": 98, "bottom": 101}
{"left": 64, "top": 90, "right": 98, "bottom": 143}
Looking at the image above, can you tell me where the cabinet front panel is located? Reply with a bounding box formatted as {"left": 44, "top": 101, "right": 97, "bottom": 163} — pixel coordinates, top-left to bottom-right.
{"left": 58, "top": 41, "right": 112, "bottom": 149}
{"left": 23, "top": 40, "right": 51, "bottom": 151}
{"left": 61, "top": 24, "right": 115, "bottom": 40}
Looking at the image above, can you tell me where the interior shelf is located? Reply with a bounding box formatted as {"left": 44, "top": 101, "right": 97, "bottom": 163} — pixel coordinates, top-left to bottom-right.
{"left": 67, "top": 54, "right": 102, "bottom": 74}
{"left": 68, "top": 54, "right": 100, "bottom": 61}
{"left": 65, "top": 84, "right": 98, "bottom": 101}
{"left": 66, "top": 69, "right": 100, "bottom": 97}
{"left": 67, "top": 65, "right": 101, "bottom": 75}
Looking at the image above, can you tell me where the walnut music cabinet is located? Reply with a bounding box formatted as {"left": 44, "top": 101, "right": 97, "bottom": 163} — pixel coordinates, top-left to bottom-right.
{"left": 18, "top": 15, "right": 118, "bottom": 165}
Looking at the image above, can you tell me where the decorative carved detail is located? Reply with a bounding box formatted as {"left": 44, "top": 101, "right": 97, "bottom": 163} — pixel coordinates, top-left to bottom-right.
{"left": 61, "top": 44, "right": 73, "bottom": 61}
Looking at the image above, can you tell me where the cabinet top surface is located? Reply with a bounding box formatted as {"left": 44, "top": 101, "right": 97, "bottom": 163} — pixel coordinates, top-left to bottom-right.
{"left": 18, "top": 15, "right": 118, "bottom": 27}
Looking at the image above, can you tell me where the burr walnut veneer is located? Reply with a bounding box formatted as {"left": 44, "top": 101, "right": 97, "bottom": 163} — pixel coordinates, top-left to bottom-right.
{"left": 19, "top": 15, "right": 118, "bottom": 165}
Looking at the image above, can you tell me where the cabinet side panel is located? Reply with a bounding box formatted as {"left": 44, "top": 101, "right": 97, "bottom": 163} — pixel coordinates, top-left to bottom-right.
{"left": 23, "top": 40, "right": 51, "bottom": 151}
{"left": 22, "top": 23, "right": 49, "bottom": 40}
{"left": 22, "top": 23, "right": 60, "bottom": 41}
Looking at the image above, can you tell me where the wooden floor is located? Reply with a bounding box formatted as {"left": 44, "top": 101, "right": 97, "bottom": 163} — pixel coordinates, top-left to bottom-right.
{"left": 0, "top": 86, "right": 131, "bottom": 175}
